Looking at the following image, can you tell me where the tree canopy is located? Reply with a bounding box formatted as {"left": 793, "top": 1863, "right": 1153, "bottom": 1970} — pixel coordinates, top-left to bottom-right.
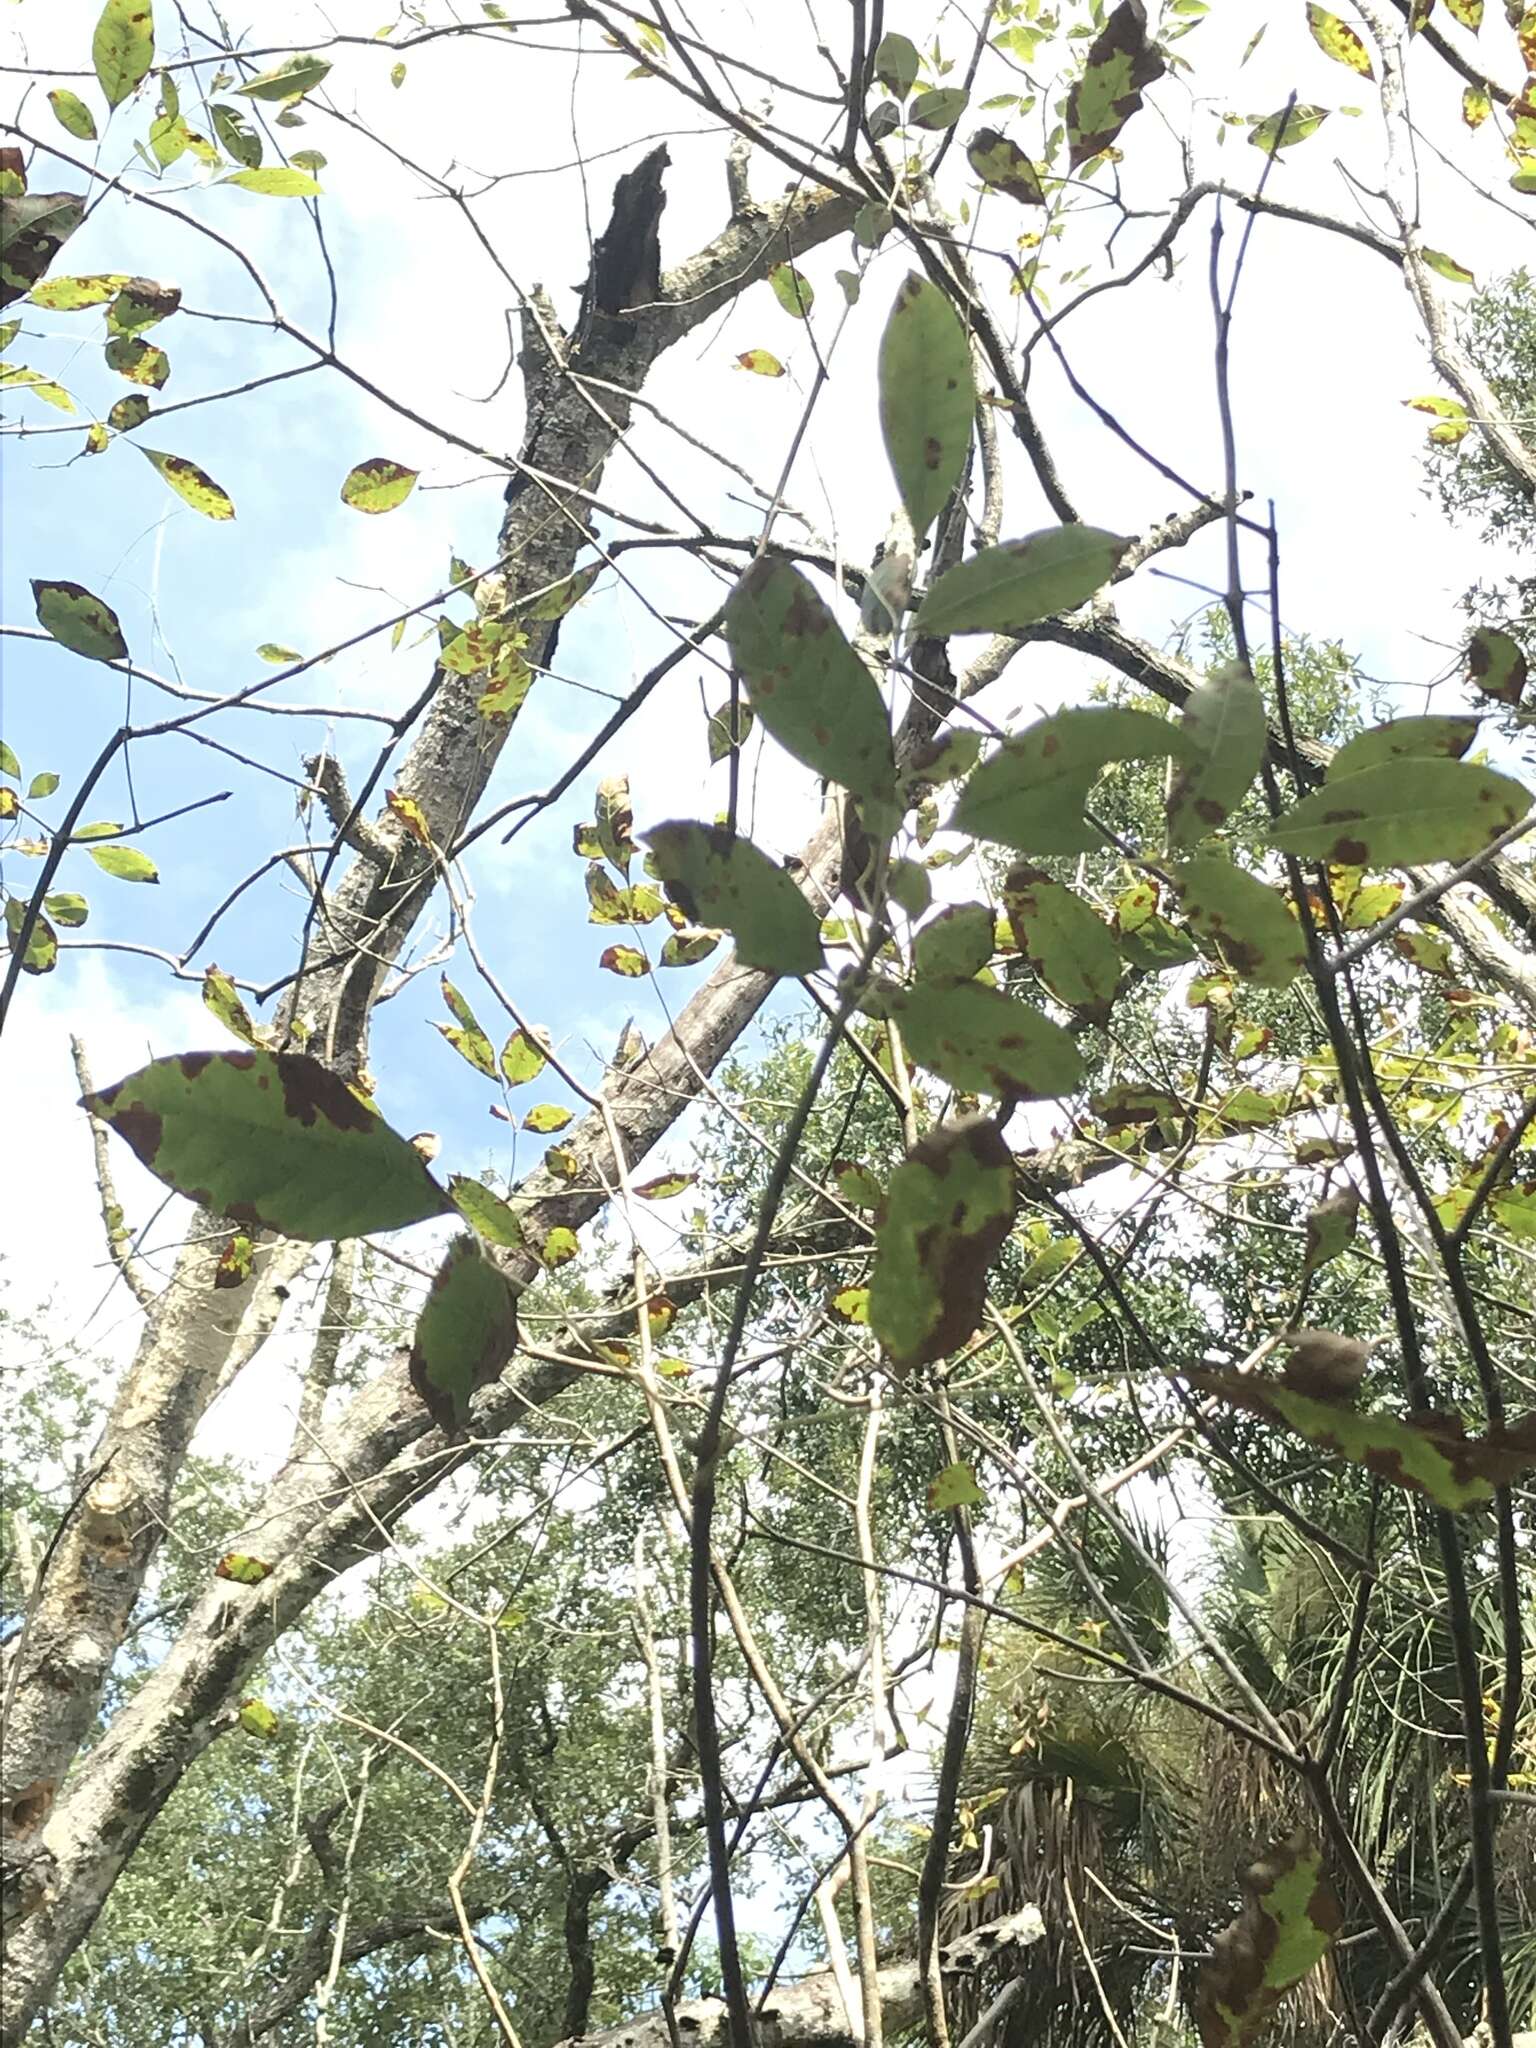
{"left": 2, "top": 3, "right": 1535, "bottom": 2048}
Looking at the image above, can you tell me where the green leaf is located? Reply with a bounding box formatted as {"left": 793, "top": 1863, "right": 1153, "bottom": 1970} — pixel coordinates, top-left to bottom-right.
{"left": 211, "top": 101, "right": 262, "bottom": 166}
{"left": 447, "top": 1175, "right": 526, "bottom": 1249}
{"left": 870, "top": 1119, "right": 1017, "bottom": 1371}
{"left": 833, "top": 1160, "right": 884, "bottom": 1208}
{"left": 707, "top": 697, "right": 754, "bottom": 762}
{"left": 1186, "top": 1369, "right": 1536, "bottom": 1510}
{"left": 237, "top": 1698, "right": 280, "bottom": 1738}
{"left": 234, "top": 53, "right": 332, "bottom": 101}
{"left": 0, "top": 321, "right": 16, "bottom": 354}
{"left": 878, "top": 273, "right": 976, "bottom": 543}
{"left": 107, "top": 277, "right": 180, "bottom": 334}
{"left": 1196, "top": 1833, "right": 1342, "bottom": 2048}
{"left": 149, "top": 111, "right": 190, "bottom": 167}
{"left": 724, "top": 559, "right": 896, "bottom": 808}
{"left": 49, "top": 89, "right": 100, "bottom": 141}
{"left": 5, "top": 899, "right": 58, "bottom": 975}
{"left": 928, "top": 1461, "right": 987, "bottom": 1511}
{"left": 1467, "top": 627, "right": 1526, "bottom": 708}
{"left": 1172, "top": 855, "right": 1305, "bottom": 988}
{"left": 1166, "top": 659, "right": 1266, "bottom": 846}
{"left": 536, "top": 1225, "right": 579, "bottom": 1269}
{"left": 256, "top": 642, "right": 300, "bottom": 664}
{"left": 340, "top": 456, "right": 419, "bottom": 513}
{"left": 914, "top": 525, "right": 1129, "bottom": 635}
{"left": 108, "top": 393, "right": 151, "bottom": 432}
{"left": 523, "top": 563, "right": 600, "bottom": 622}
{"left": 92, "top": 0, "right": 155, "bottom": 110}
{"left": 27, "top": 273, "right": 126, "bottom": 311}
{"left": 1421, "top": 246, "right": 1475, "bottom": 286}
{"left": 522, "top": 1103, "right": 573, "bottom": 1134}
{"left": 499, "top": 1029, "right": 549, "bottom": 1086}
{"left": 1248, "top": 103, "right": 1330, "bottom": 154}
{"left": 873, "top": 976, "right": 1085, "bottom": 1099}
{"left": 872, "top": 30, "right": 920, "bottom": 96}
{"left": 222, "top": 167, "right": 323, "bottom": 197}
{"left": 31, "top": 579, "right": 127, "bottom": 663}
{"left": 215, "top": 1552, "right": 271, "bottom": 1584}
{"left": 408, "top": 1234, "right": 517, "bottom": 1431}
{"left": 104, "top": 334, "right": 169, "bottom": 387}
{"left": 660, "top": 929, "right": 720, "bottom": 967}
{"left": 0, "top": 742, "right": 18, "bottom": 779}
{"left": 1328, "top": 714, "right": 1479, "bottom": 777}
{"left": 1306, "top": 4, "right": 1374, "bottom": 73}
{"left": 966, "top": 128, "right": 1045, "bottom": 203}
{"left": 44, "top": 893, "right": 88, "bottom": 928}
{"left": 645, "top": 821, "right": 822, "bottom": 975}
{"left": 1268, "top": 758, "right": 1531, "bottom": 866}
{"left": 1066, "top": 0, "right": 1166, "bottom": 165}
{"left": 912, "top": 902, "right": 995, "bottom": 982}
{"left": 953, "top": 706, "right": 1185, "bottom": 854}
{"left": 202, "top": 964, "right": 261, "bottom": 1045}
{"left": 140, "top": 446, "right": 235, "bottom": 519}
{"left": 908, "top": 727, "right": 983, "bottom": 786}
{"left": 435, "top": 975, "right": 496, "bottom": 1076}
{"left": 768, "top": 263, "right": 814, "bottom": 318}
{"left": 87, "top": 843, "right": 159, "bottom": 882}
{"left": 3, "top": 192, "right": 86, "bottom": 307}
{"left": 600, "top": 944, "right": 650, "bottom": 977}
{"left": 911, "top": 86, "right": 969, "bottom": 129}
{"left": 1302, "top": 1183, "right": 1359, "bottom": 1281}
{"left": 1002, "top": 865, "right": 1120, "bottom": 1019}
{"left": 81, "top": 1049, "right": 454, "bottom": 1239}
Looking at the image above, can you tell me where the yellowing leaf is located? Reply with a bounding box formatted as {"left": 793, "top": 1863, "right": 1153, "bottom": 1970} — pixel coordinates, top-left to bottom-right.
{"left": 928, "top": 1461, "right": 987, "bottom": 1511}
{"left": 237, "top": 1698, "right": 280, "bottom": 1738}
{"left": 499, "top": 1029, "right": 549, "bottom": 1085}
{"left": 1306, "top": 4, "right": 1374, "bottom": 74}
{"left": 341, "top": 457, "right": 418, "bottom": 512}
{"left": 1421, "top": 246, "right": 1475, "bottom": 286}
{"left": 1248, "top": 103, "right": 1330, "bottom": 154}
{"left": 600, "top": 943, "right": 650, "bottom": 976}
{"left": 736, "top": 348, "right": 784, "bottom": 376}
{"left": 202, "top": 964, "right": 262, "bottom": 1046}
{"left": 966, "top": 128, "right": 1045, "bottom": 203}
{"left": 216, "top": 1553, "right": 272, "bottom": 1584}
{"left": 140, "top": 446, "right": 236, "bottom": 519}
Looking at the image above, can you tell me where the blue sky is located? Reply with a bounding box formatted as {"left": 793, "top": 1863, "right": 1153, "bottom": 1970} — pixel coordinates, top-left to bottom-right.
{"left": 3, "top": 0, "right": 1526, "bottom": 1401}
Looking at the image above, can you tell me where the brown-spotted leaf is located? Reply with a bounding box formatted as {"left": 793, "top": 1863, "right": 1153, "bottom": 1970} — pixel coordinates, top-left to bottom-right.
{"left": 1196, "top": 1833, "right": 1341, "bottom": 2048}
{"left": 1002, "top": 864, "right": 1120, "bottom": 1021}
{"left": 1172, "top": 855, "right": 1306, "bottom": 989}
{"left": 870, "top": 1118, "right": 1017, "bottom": 1372}
{"left": 1, "top": 191, "right": 85, "bottom": 309}
{"left": 966, "top": 129, "right": 1045, "bottom": 203}
{"left": 81, "top": 1050, "right": 453, "bottom": 1240}
{"left": 1467, "top": 626, "right": 1526, "bottom": 708}
{"left": 1269, "top": 758, "right": 1531, "bottom": 866}
{"left": 1187, "top": 1368, "right": 1536, "bottom": 1508}
{"left": 1065, "top": 0, "right": 1165, "bottom": 166}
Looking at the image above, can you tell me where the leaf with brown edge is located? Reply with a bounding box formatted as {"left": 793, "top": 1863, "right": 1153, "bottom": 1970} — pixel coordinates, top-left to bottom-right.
{"left": 1467, "top": 626, "right": 1527, "bottom": 708}
{"left": 499, "top": 1028, "right": 549, "bottom": 1086}
{"left": 1196, "top": 1832, "right": 1341, "bottom": 2048}
{"left": 1306, "top": 3, "right": 1374, "bottom": 73}
{"left": 1066, "top": 0, "right": 1165, "bottom": 165}
{"left": 215, "top": 1553, "right": 271, "bottom": 1584}
{"left": 928, "top": 1461, "right": 986, "bottom": 1512}
{"left": 1328, "top": 714, "right": 1479, "bottom": 776}
{"left": 106, "top": 278, "right": 180, "bottom": 336}
{"left": 1186, "top": 1368, "right": 1536, "bottom": 1508}
{"left": 6, "top": 899, "right": 58, "bottom": 975}
{"left": 1269, "top": 758, "right": 1531, "bottom": 866}
{"left": 213, "top": 1232, "right": 254, "bottom": 1290}
{"left": 238, "top": 1699, "right": 280, "bottom": 1738}
{"left": 32, "top": 579, "right": 127, "bottom": 663}
{"left": 829, "top": 1285, "right": 871, "bottom": 1325}
{"left": 600, "top": 943, "right": 650, "bottom": 977}
{"left": 409, "top": 1234, "right": 517, "bottom": 1431}
{"left": 1444, "top": 0, "right": 1482, "bottom": 23}
{"left": 446, "top": 1175, "right": 525, "bottom": 1249}
{"left": 537, "top": 1225, "right": 579, "bottom": 1269}
{"left": 966, "top": 129, "right": 1045, "bottom": 203}
{"left": 1003, "top": 864, "right": 1120, "bottom": 1022}
{"left": 340, "top": 457, "right": 419, "bottom": 514}
{"left": 104, "top": 335, "right": 169, "bottom": 387}
{"left": 522, "top": 1103, "right": 572, "bottom": 1134}
{"left": 736, "top": 348, "right": 784, "bottom": 376}
{"left": 386, "top": 789, "right": 433, "bottom": 847}
{"left": 870, "top": 1118, "right": 1016, "bottom": 1373}
{"left": 81, "top": 1050, "right": 453, "bottom": 1240}
{"left": 140, "top": 447, "right": 235, "bottom": 520}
